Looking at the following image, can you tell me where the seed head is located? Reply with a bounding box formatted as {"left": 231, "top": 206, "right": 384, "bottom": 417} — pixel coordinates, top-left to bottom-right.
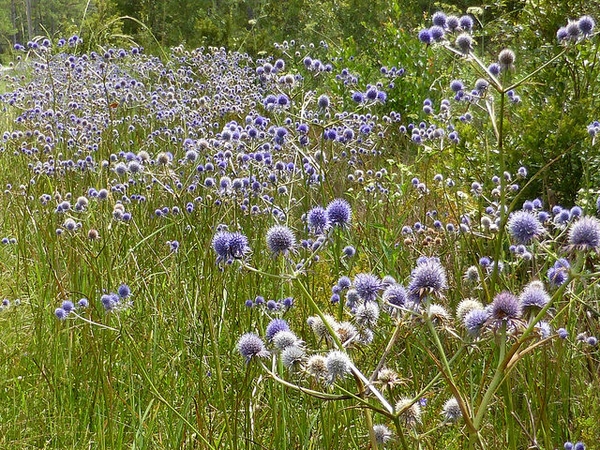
{"left": 325, "top": 350, "right": 351, "bottom": 382}
{"left": 455, "top": 33, "right": 473, "bottom": 54}
{"left": 498, "top": 49, "right": 516, "bottom": 70}
{"left": 395, "top": 398, "right": 422, "bottom": 427}
{"left": 442, "top": 397, "right": 462, "bottom": 422}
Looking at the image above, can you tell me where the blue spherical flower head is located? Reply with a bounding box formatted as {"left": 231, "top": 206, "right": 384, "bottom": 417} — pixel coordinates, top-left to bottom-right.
{"left": 352, "top": 91, "right": 365, "bottom": 103}
{"left": 578, "top": 15, "right": 595, "bottom": 36}
{"left": 429, "top": 25, "right": 445, "bottom": 41}
{"left": 548, "top": 258, "right": 570, "bottom": 286}
{"left": 265, "top": 318, "right": 290, "bottom": 341}
{"left": 61, "top": 300, "right": 75, "bottom": 313}
{"left": 489, "top": 291, "right": 522, "bottom": 330}
{"left": 337, "top": 276, "right": 352, "bottom": 290}
{"left": 237, "top": 333, "right": 269, "bottom": 362}
{"left": 464, "top": 309, "right": 490, "bottom": 336}
{"left": 228, "top": 231, "right": 250, "bottom": 259}
{"left": 446, "top": 15, "right": 460, "bottom": 30}
{"left": 118, "top": 284, "right": 131, "bottom": 298}
{"left": 101, "top": 293, "right": 120, "bottom": 311}
{"left": 383, "top": 284, "right": 408, "bottom": 308}
{"left": 432, "top": 11, "right": 447, "bottom": 27}
{"left": 450, "top": 80, "right": 464, "bottom": 92}
{"left": 459, "top": 15, "right": 474, "bottom": 31}
{"left": 307, "top": 206, "right": 329, "bottom": 234}
{"left": 568, "top": 216, "right": 600, "bottom": 251}
{"left": 266, "top": 225, "right": 296, "bottom": 256}
{"left": 353, "top": 273, "right": 382, "bottom": 303}
{"left": 418, "top": 29, "right": 432, "bottom": 44}
{"left": 212, "top": 231, "right": 230, "bottom": 262}
{"left": 326, "top": 198, "right": 352, "bottom": 227}
{"left": 317, "top": 94, "right": 330, "bottom": 109}
{"left": 519, "top": 281, "right": 550, "bottom": 315}
{"left": 507, "top": 210, "right": 545, "bottom": 244}
{"left": 407, "top": 258, "right": 448, "bottom": 302}
{"left": 343, "top": 245, "right": 356, "bottom": 257}
{"left": 487, "top": 63, "right": 501, "bottom": 76}
{"left": 55, "top": 307, "right": 68, "bottom": 320}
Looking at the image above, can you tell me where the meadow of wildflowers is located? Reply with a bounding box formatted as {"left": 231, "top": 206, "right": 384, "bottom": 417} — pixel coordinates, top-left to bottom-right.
{"left": 0, "top": 12, "right": 599, "bottom": 450}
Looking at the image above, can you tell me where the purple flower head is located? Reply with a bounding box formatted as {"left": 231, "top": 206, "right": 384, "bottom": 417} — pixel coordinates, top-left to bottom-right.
{"left": 488, "top": 63, "right": 501, "bottom": 76}
{"left": 266, "top": 300, "right": 278, "bottom": 311}
{"left": 567, "top": 20, "right": 581, "bottom": 40}
{"left": 479, "top": 256, "right": 492, "bottom": 267}
{"left": 78, "top": 298, "right": 89, "bottom": 308}
{"left": 429, "top": 26, "right": 445, "bottom": 41}
{"left": 447, "top": 15, "right": 460, "bottom": 30}
{"left": 383, "top": 284, "right": 408, "bottom": 307}
{"left": 237, "top": 333, "right": 269, "bottom": 362}
{"left": 547, "top": 258, "right": 570, "bottom": 286}
{"left": 578, "top": 15, "right": 595, "bottom": 36}
{"left": 366, "top": 86, "right": 378, "bottom": 101}
{"left": 266, "top": 225, "right": 296, "bottom": 255}
{"left": 337, "top": 276, "right": 352, "bottom": 289}
{"left": 418, "top": 29, "right": 432, "bottom": 44}
{"left": 450, "top": 80, "right": 464, "bottom": 92}
{"left": 118, "top": 284, "right": 131, "bottom": 298}
{"left": 307, "top": 206, "right": 329, "bottom": 234}
{"left": 212, "top": 231, "right": 230, "bottom": 262}
{"left": 407, "top": 257, "right": 448, "bottom": 301}
{"left": 464, "top": 309, "right": 490, "bottom": 336}
{"left": 317, "top": 94, "right": 330, "bottom": 109}
{"left": 507, "top": 211, "right": 545, "bottom": 244}
{"left": 343, "top": 245, "right": 356, "bottom": 257}
{"left": 55, "top": 307, "right": 68, "bottom": 320}
{"left": 557, "top": 27, "right": 569, "bottom": 41}
{"left": 557, "top": 328, "right": 568, "bottom": 339}
{"left": 459, "top": 15, "right": 473, "bottom": 30}
{"left": 570, "top": 206, "right": 582, "bottom": 218}
{"left": 432, "top": 11, "right": 447, "bottom": 27}
{"left": 568, "top": 216, "right": 600, "bottom": 251}
{"left": 519, "top": 281, "right": 550, "bottom": 314}
{"left": 326, "top": 198, "right": 352, "bottom": 227}
{"left": 61, "top": 300, "right": 75, "bottom": 313}
{"left": 101, "top": 293, "right": 120, "bottom": 311}
{"left": 228, "top": 232, "right": 250, "bottom": 258}
{"left": 352, "top": 91, "right": 365, "bottom": 103}
{"left": 475, "top": 78, "right": 489, "bottom": 92}
{"left": 489, "top": 292, "right": 522, "bottom": 329}
{"left": 353, "top": 273, "right": 382, "bottom": 302}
